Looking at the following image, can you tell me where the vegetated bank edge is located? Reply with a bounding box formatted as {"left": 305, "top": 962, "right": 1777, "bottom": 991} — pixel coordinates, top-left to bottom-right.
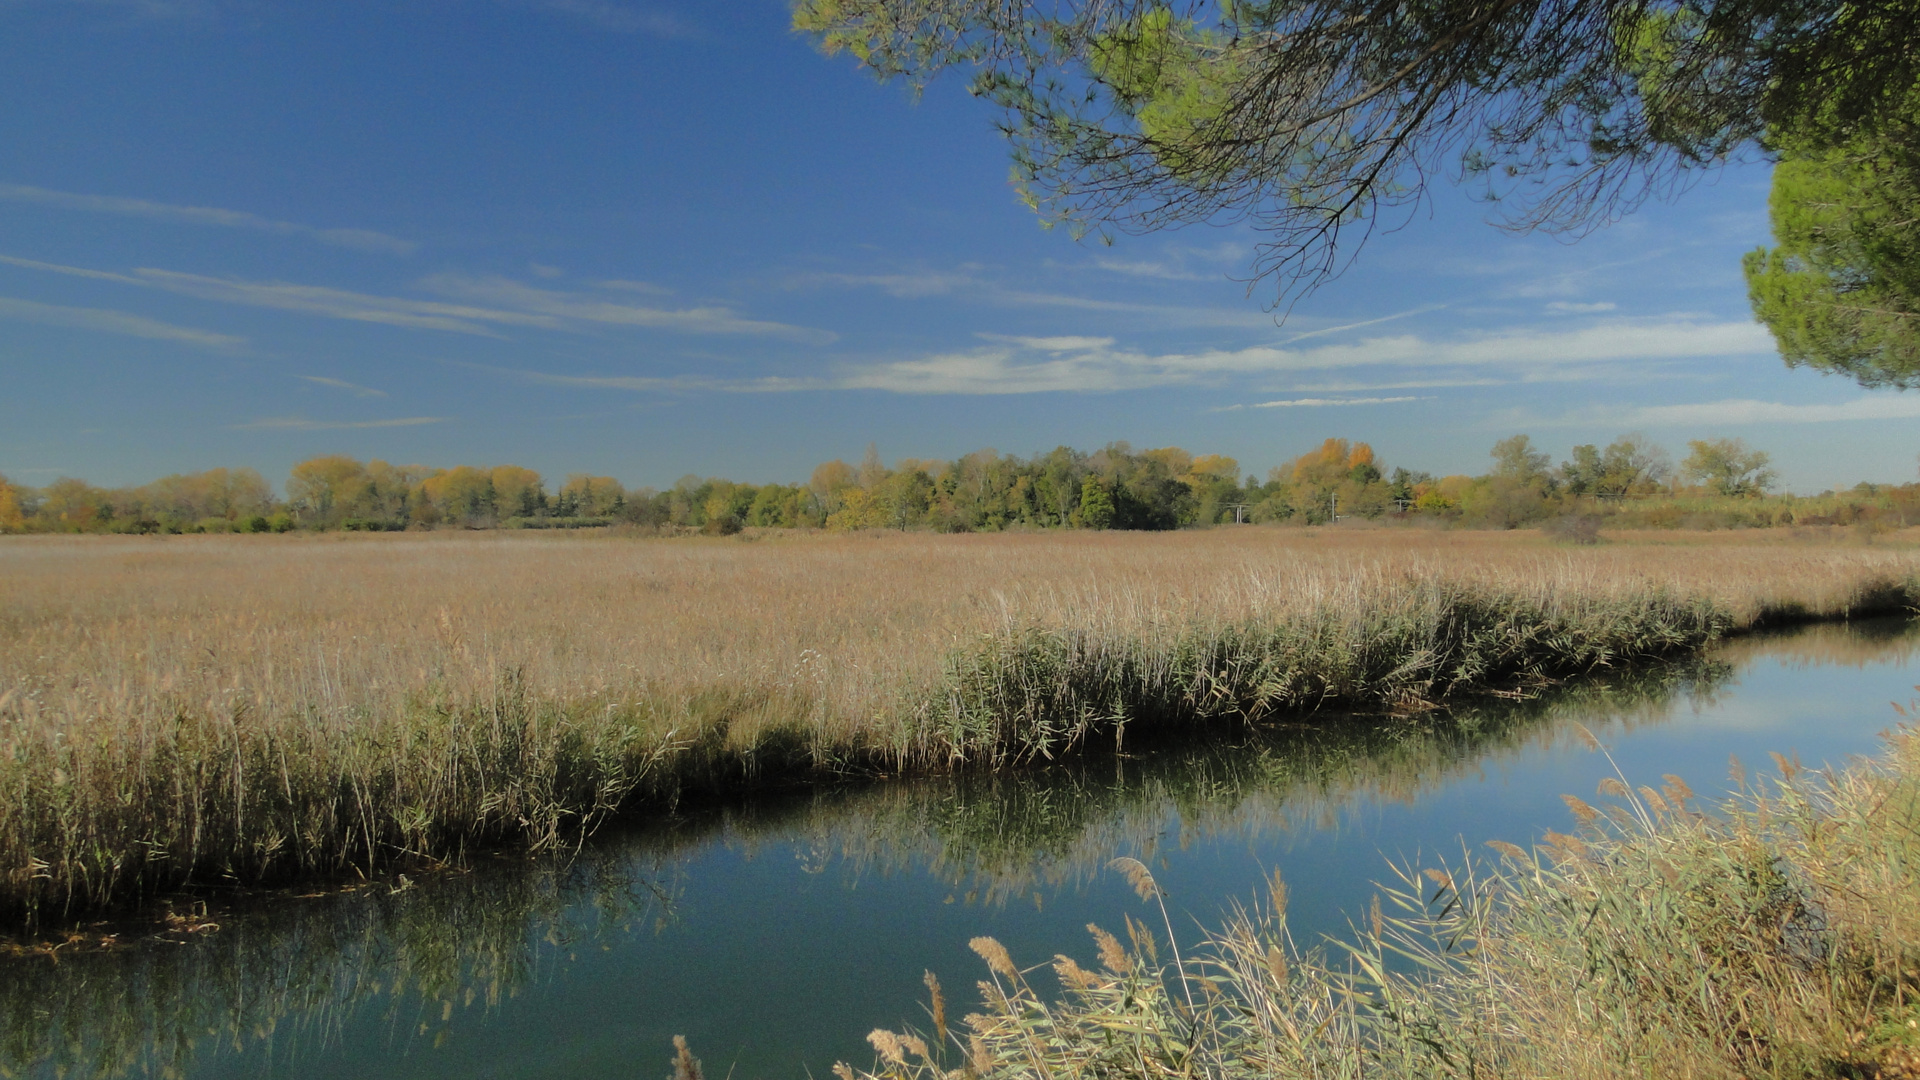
{"left": 3, "top": 572, "right": 1916, "bottom": 926}
{"left": 836, "top": 726, "right": 1920, "bottom": 1080}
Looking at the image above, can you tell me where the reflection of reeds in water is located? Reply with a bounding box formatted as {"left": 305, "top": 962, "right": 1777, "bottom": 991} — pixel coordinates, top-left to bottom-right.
{"left": 1713, "top": 614, "right": 1920, "bottom": 670}
{"left": 682, "top": 656, "right": 1742, "bottom": 908}
{"left": 0, "top": 854, "right": 661, "bottom": 1080}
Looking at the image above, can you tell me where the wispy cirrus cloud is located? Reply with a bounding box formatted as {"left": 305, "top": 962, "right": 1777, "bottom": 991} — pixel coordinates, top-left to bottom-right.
{"left": 518, "top": 0, "right": 694, "bottom": 35}
{"left": 422, "top": 274, "right": 835, "bottom": 343}
{"left": 0, "top": 183, "right": 416, "bottom": 254}
{"left": 139, "top": 269, "right": 551, "bottom": 335}
{"left": 0, "top": 253, "right": 835, "bottom": 341}
{"left": 0, "top": 0, "right": 216, "bottom": 19}
{"left": 3, "top": 252, "right": 516, "bottom": 332}
{"left": 1216, "top": 396, "right": 1424, "bottom": 411}
{"left": 230, "top": 415, "right": 447, "bottom": 430}
{"left": 1544, "top": 396, "right": 1920, "bottom": 428}
{"left": 0, "top": 295, "right": 245, "bottom": 349}
{"left": 452, "top": 360, "right": 826, "bottom": 394}
{"left": 1086, "top": 257, "right": 1210, "bottom": 282}
{"left": 789, "top": 265, "right": 1285, "bottom": 329}
{"left": 296, "top": 375, "right": 386, "bottom": 398}
{"left": 458, "top": 316, "right": 1777, "bottom": 399}
{"left": 833, "top": 317, "right": 1774, "bottom": 394}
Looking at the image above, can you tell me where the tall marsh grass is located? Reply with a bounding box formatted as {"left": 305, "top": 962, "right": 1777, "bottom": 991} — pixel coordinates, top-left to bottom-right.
{"left": 856, "top": 726, "right": 1920, "bottom": 1080}
{"left": 0, "top": 664, "right": 1736, "bottom": 1080}
{"left": 1, "top": 529, "right": 1916, "bottom": 919}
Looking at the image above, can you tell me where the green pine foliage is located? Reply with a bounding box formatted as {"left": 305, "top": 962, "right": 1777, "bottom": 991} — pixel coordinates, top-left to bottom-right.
{"left": 1745, "top": 107, "right": 1920, "bottom": 388}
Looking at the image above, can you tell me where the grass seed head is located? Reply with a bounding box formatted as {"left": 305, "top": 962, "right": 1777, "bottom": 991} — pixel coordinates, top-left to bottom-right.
{"left": 969, "top": 936, "right": 1016, "bottom": 979}
{"left": 670, "top": 1035, "right": 703, "bottom": 1080}
{"left": 1266, "top": 944, "right": 1290, "bottom": 987}
{"left": 869, "top": 1029, "right": 905, "bottom": 1066}
{"left": 1088, "top": 923, "right": 1131, "bottom": 974}
{"left": 1109, "top": 856, "right": 1160, "bottom": 901}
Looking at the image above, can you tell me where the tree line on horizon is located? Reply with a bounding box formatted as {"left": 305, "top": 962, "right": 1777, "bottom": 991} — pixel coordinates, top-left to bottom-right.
{"left": 4, "top": 433, "right": 1914, "bottom": 537}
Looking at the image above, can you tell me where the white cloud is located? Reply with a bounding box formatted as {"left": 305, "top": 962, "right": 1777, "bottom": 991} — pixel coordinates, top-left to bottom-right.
{"left": 0, "top": 253, "right": 832, "bottom": 341}
{"left": 137, "top": 269, "right": 548, "bottom": 335}
{"left": 444, "top": 314, "right": 1776, "bottom": 400}
{"left": 0, "top": 183, "right": 416, "bottom": 254}
{"left": 454, "top": 360, "right": 826, "bottom": 394}
{"left": 0, "top": 253, "right": 145, "bottom": 284}
{"left": 231, "top": 416, "right": 447, "bottom": 430}
{"left": 596, "top": 279, "right": 674, "bottom": 295}
{"left": 0, "top": 295, "right": 245, "bottom": 349}
{"left": 422, "top": 274, "right": 835, "bottom": 342}
{"left": 838, "top": 346, "right": 1141, "bottom": 394}
{"left": 834, "top": 317, "right": 1774, "bottom": 394}
{"left": 1547, "top": 301, "right": 1618, "bottom": 314}
{"left": 975, "top": 333, "right": 1117, "bottom": 351}
{"left": 297, "top": 375, "right": 387, "bottom": 398}
{"left": 1280, "top": 377, "right": 1506, "bottom": 391}
{"left": 1249, "top": 396, "right": 1422, "bottom": 408}
{"left": 1274, "top": 304, "right": 1446, "bottom": 345}
{"left": 790, "top": 265, "right": 1285, "bottom": 328}
{"left": 799, "top": 268, "right": 982, "bottom": 299}
{"left": 1088, "top": 257, "right": 1208, "bottom": 281}
{"left": 530, "top": 372, "right": 824, "bottom": 392}
{"left": 1556, "top": 396, "right": 1920, "bottom": 428}
{"left": 518, "top": 0, "right": 693, "bottom": 34}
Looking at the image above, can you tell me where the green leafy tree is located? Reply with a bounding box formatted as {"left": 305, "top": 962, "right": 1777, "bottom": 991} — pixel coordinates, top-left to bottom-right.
{"left": 1078, "top": 475, "right": 1117, "bottom": 528}
{"left": 1560, "top": 434, "right": 1672, "bottom": 497}
{"left": 1681, "top": 437, "right": 1777, "bottom": 496}
{"left": 1470, "top": 435, "right": 1559, "bottom": 527}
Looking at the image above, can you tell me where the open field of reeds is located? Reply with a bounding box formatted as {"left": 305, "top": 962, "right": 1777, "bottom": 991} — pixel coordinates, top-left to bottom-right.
{"left": 848, "top": 724, "right": 1920, "bottom": 1080}
{"left": 2, "top": 527, "right": 1917, "bottom": 920}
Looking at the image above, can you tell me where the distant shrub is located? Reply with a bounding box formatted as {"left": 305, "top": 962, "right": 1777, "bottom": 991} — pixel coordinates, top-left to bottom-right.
{"left": 501, "top": 516, "right": 614, "bottom": 530}
{"left": 1542, "top": 513, "right": 1603, "bottom": 544}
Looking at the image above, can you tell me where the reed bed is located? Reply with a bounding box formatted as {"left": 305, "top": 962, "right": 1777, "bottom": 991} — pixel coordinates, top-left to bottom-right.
{"left": 854, "top": 725, "right": 1920, "bottom": 1080}
{"left": 0, "top": 661, "right": 1726, "bottom": 1080}
{"left": 1, "top": 528, "right": 1916, "bottom": 919}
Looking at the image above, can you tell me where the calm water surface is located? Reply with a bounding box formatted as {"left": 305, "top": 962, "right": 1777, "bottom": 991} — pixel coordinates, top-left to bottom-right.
{"left": 7, "top": 618, "right": 1918, "bottom": 1079}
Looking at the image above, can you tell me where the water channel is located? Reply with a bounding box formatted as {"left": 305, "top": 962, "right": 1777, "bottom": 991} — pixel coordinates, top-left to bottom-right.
{"left": 5, "top": 617, "right": 1918, "bottom": 1080}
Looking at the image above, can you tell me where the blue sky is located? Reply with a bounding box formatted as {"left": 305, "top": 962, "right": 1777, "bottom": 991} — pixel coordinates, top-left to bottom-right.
{"left": 2, "top": 0, "right": 1915, "bottom": 493}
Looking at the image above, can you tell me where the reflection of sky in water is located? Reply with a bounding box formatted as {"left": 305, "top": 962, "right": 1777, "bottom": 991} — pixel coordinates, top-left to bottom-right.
{"left": 15, "top": 620, "right": 1920, "bottom": 1080}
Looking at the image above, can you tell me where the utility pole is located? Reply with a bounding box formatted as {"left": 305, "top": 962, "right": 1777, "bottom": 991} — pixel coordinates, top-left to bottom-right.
{"left": 1227, "top": 502, "right": 1250, "bottom": 524}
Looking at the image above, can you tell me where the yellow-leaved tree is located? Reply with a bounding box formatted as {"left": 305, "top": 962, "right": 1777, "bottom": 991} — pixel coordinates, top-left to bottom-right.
{"left": 0, "top": 474, "right": 24, "bottom": 532}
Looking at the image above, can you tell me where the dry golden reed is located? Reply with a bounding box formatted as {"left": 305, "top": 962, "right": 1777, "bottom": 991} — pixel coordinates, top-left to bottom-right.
{"left": 849, "top": 727, "right": 1920, "bottom": 1080}
{"left": 1, "top": 527, "right": 1916, "bottom": 919}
